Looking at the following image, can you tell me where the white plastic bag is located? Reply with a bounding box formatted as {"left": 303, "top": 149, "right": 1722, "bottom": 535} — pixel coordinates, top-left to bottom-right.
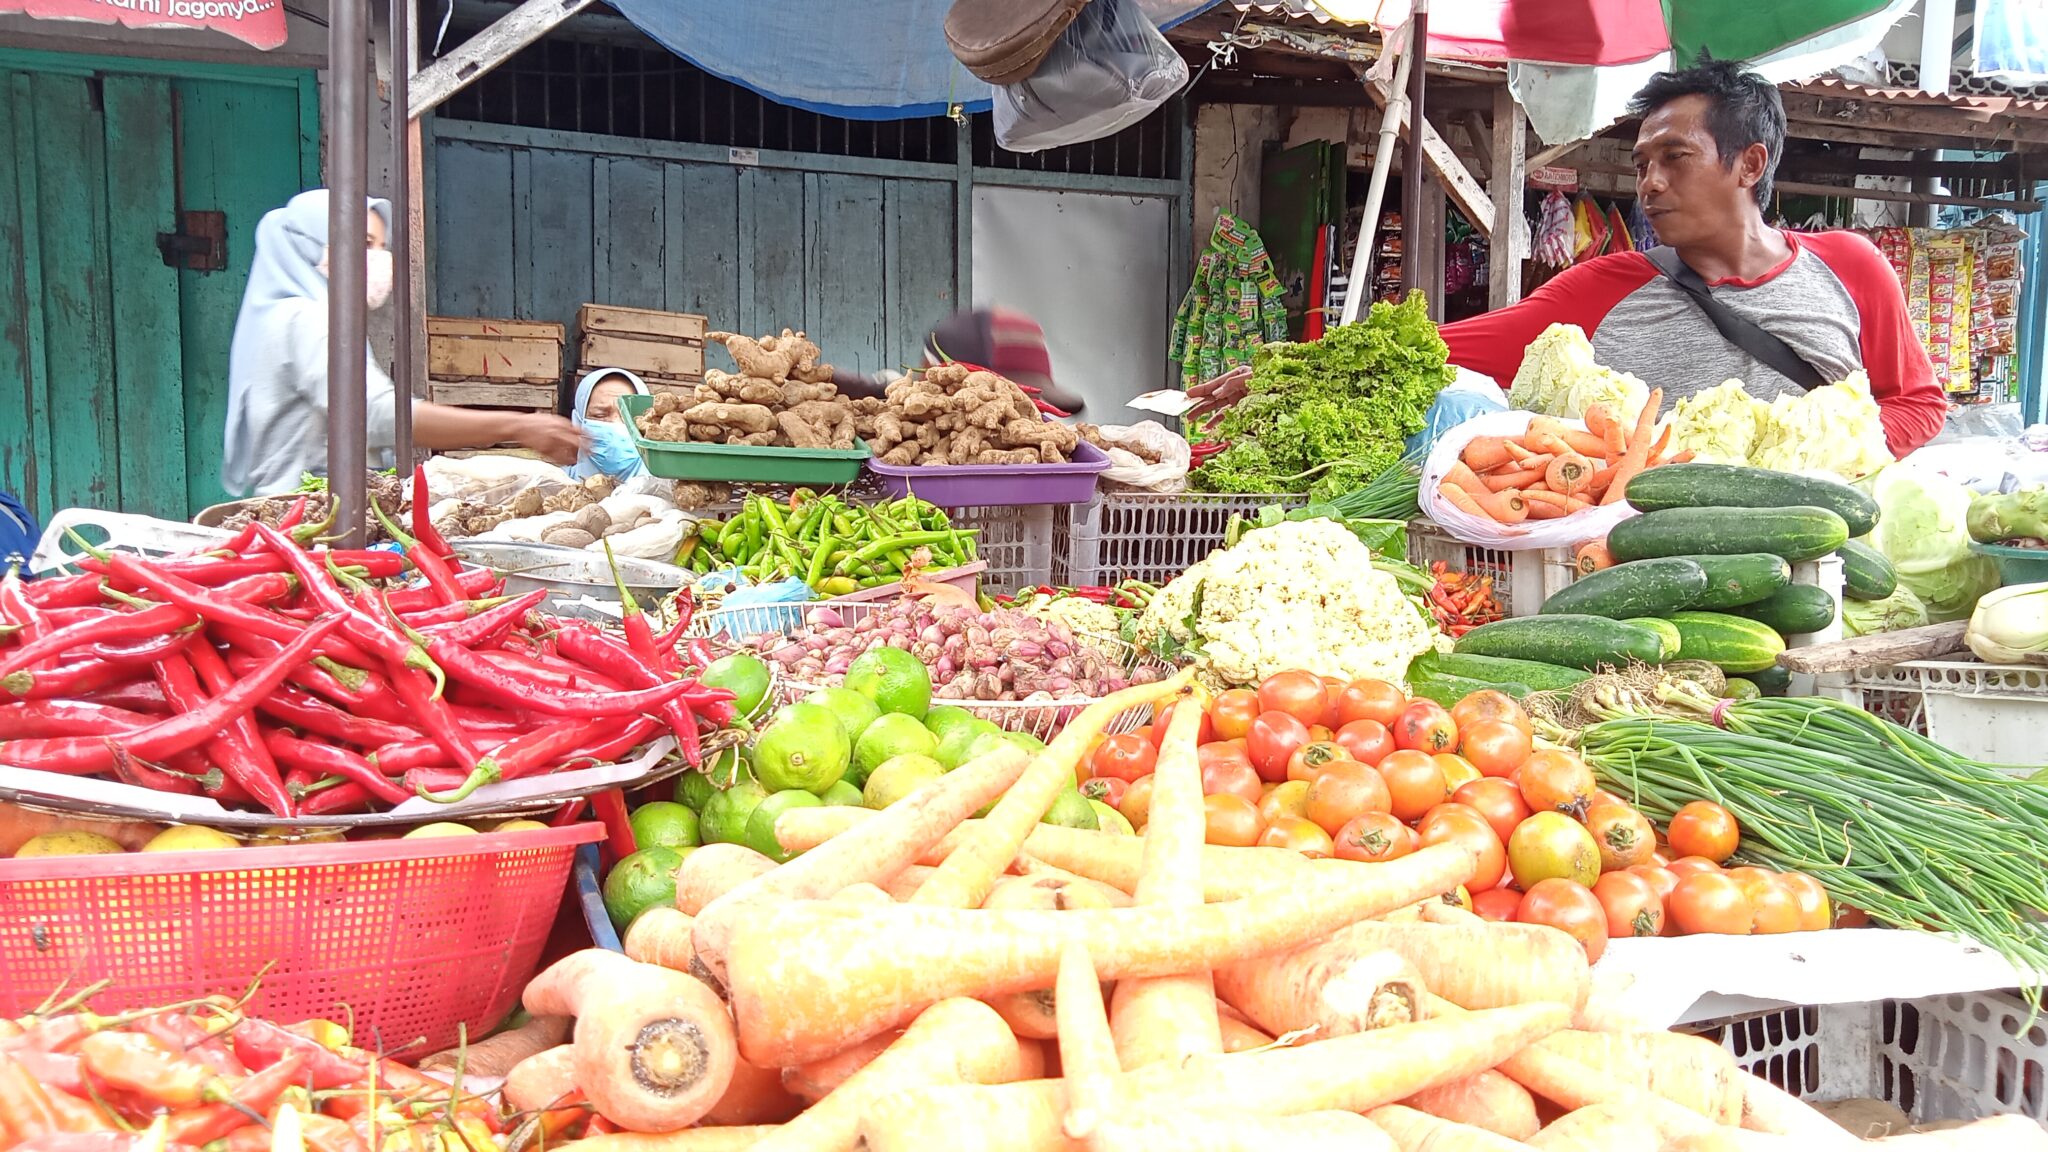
{"left": 1094, "top": 421, "right": 1191, "bottom": 492}
{"left": 991, "top": 0, "right": 1187, "bottom": 153}
{"left": 421, "top": 454, "right": 573, "bottom": 503}
{"left": 1418, "top": 409, "right": 1638, "bottom": 551}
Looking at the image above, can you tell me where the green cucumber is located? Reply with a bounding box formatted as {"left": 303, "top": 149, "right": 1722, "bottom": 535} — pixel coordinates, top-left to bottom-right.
{"left": 1607, "top": 506, "right": 1850, "bottom": 566}
{"left": 1454, "top": 616, "right": 1667, "bottom": 672}
{"left": 1838, "top": 538, "right": 1899, "bottom": 601}
{"left": 1680, "top": 553, "right": 1793, "bottom": 610}
{"left": 1410, "top": 651, "right": 1592, "bottom": 694}
{"left": 1539, "top": 557, "right": 1708, "bottom": 620}
{"left": 1408, "top": 674, "right": 1534, "bottom": 710}
{"left": 1668, "top": 611, "right": 1787, "bottom": 674}
{"left": 1625, "top": 617, "right": 1682, "bottom": 661}
{"left": 1623, "top": 463, "right": 1880, "bottom": 537}
{"left": 1722, "top": 677, "right": 1763, "bottom": 701}
{"left": 1735, "top": 584, "right": 1836, "bottom": 636}
{"left": 1749, "top": 665, "right": 1792, "bottom": 695}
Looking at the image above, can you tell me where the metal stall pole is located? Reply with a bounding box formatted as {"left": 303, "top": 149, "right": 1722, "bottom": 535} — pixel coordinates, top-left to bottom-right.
{"left": 329, "top": 0, "right": 371, "bottom": 547}
{"left": 390, "top": 0, "right": 415, "bottom": 469}
{"left": 1338, "top": 21, "right": 1416, "bottom": 326}
{"left": 1398, "top": 0, "right": 1428, "bottom": 298}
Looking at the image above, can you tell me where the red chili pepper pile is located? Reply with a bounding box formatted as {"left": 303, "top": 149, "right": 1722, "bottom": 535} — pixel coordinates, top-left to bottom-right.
{"left": 0, "top": 470, "right": 736, "bottom": 818}
{"left": 1425, "top": 561, "right": 1504, "bottom": 638}
{"left": 1002, "top": 582, "right": 1158, "bottom": 611}
{"left": 0, "top": 992, "right": 540, "bottom": 1152}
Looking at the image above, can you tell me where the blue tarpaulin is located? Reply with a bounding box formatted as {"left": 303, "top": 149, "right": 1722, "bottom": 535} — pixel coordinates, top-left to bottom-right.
{"left": 605, "top": 0, "right": 1223, "bottom": 120}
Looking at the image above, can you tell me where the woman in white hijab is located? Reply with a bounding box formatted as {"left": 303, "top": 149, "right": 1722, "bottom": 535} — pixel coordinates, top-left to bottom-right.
{"left": 222, "top": 190, "right": 584, "bottom": 497}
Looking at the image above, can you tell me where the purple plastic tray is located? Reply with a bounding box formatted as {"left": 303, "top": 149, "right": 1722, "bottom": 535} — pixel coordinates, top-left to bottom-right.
{"left": 864, "top": 440, "right": 1110, "bottom": 506}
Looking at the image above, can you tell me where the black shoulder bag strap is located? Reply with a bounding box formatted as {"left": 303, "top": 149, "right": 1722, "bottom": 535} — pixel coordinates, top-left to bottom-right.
{"left": 1643, "top": 246, "right": 1828, "bottom": 392}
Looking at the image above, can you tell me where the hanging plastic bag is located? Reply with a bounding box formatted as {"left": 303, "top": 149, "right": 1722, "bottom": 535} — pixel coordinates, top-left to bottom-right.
{"left": 1418, "top": 409, "right": 1640, "bottom": 551}
{"left": 1404, "top": 367, "right": 1508, "bottom": 459}
{"left": 991, "top": 0, "right": 1188, "bottom": 153}
{"left": 1092, "top": 420, "right": 1192, "bottom": 492}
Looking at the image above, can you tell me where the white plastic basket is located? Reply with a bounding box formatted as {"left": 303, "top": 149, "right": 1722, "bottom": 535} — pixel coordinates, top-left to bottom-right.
{"left": 1404, "top": 519, "right": 1575, "bottom": 619}
{"left": 1694, "top": 993, "right": 2048, "bottom": 1125}
{"left": 1057, "top": 492, "right": 1307, "bottom": 589}
{"left": 31, "top": 509, "right": 236, "bottom": 576}
{"left": 1843, "top": 659, "right": 2048, "bottom": 768}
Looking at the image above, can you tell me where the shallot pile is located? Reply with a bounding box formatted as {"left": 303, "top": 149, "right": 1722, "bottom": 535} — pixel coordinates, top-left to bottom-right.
{"left": 754, "top": 599, "right": 1157, "bottom": 701}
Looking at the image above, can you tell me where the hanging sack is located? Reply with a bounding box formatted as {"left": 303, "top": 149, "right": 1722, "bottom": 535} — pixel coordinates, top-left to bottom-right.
{"left": 946, "top": 0, "right": 1091, "bottom": 85}
{"left": 991, "top": 0, "right": 1187, "bottom": 152}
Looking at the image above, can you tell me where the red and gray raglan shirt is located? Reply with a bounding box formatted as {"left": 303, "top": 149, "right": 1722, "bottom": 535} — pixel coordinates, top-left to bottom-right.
{"left": 1439, "top": 230, "right": 1948, "bottom": 458}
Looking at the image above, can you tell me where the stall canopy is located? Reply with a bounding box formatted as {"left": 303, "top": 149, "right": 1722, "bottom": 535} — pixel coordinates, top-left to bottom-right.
{"left": 602, "top": 0, "right": 1225, "bottom": 120}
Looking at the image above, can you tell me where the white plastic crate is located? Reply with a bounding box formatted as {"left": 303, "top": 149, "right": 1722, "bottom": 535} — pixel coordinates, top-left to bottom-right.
{"left": 1693, "top": 993, "right": 2048, "bottom": 1125}
{"left": 1404, "top": 519, "right": 1574, "bottom": 619}
{"left": 1843, "top": 659, "right": 2048, "bottom": 767}
{"left": 946, "top": 504, "right": 1057, "bottom": 597}
{"left": 1057, "top": 492, "right": 1307, "bottom": 589}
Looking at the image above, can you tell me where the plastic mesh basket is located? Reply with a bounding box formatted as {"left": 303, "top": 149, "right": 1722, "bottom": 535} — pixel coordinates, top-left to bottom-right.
{"left": 0, "top": 824, "right": 600, "bottom": 1054}
{"left": 1057, "top": 493, "right": 1306, "bottom": 589}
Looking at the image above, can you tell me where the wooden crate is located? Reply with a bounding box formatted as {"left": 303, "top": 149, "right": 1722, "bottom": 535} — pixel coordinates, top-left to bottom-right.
{"left": 577, "top": 303, "right": 707, "bottom": 343}
{"left": 579, "top": 332, "right": 705, "bottom": 379}
{"left": 641, "top": 373, "right": 705, "bottom": 399}
{"left": 425, "top": 379, "right": 560, "bottom": 411}
{"left": 427, "top": 316, "right": 564, "bottom": 383}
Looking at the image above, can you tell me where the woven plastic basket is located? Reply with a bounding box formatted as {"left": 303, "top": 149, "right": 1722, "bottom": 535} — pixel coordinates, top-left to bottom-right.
{"left": 0, "top": 824, "right": 600, "bottom": 1054}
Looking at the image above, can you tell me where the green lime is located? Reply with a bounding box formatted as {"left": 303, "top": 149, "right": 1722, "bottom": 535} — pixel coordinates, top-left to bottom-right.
{"left": 852, "top": 713, "right": 939, "bottom": 787}
{"left": 1042, "top": 787, "right": 1099, "bottom": 831}
{"left": 629, "top": 801, "right": 701, "bottom": 851}
{"left": 922, "top": 705, "right": 977, "bottom": 740}
{"left": 744, "top": 789, "right": 824, "bottom": 863}
{"left": 674, "top": 769, "right": 720, "bottom": 813}
{"left": 969, "top": 729, "right": 1045, "bottom": 768}
{"left": 1089, "top": 800, "right": 1135, "bottom": 836}
{"left": 701, "top": 652, "right": 773, "bottom": 719}
{"left": 602, "top": 846, "right": 684, "bottom": 929}
{"left": 936, "top": 718, "right": 1003, "bottom": 770}
{"left": 863, "top": 754, "right": 947, "bottom": 810}
{"left": 753, "top": 702, "right": 852, "bottom": 794}
{"left": 1001, "top": 730, "right": 1048, "bottom": 755}
{"left": 699, "top": 776, "right": 770, "bottom": 846}
{"left": 804, "top": 686, "right": 883, "bottom": 745}
{"left": 843, "top": 647, "right": 931, "bottom": 719}
{"left": 817, "top": 780, "right": 864, "bottom": 807}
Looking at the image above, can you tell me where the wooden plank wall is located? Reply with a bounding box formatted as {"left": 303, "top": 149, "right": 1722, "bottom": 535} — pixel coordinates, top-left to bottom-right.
{"left": 431, "top": 136, "right": 959, "bottom": 379}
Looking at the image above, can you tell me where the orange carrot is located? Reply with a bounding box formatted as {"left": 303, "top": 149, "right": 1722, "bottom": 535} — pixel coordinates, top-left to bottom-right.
{"left": 912, "top": 672, "right": 1195, "bottom": 910}
{"left": 881, "top": 864, "right": 942, "bottom": 901}
{"left": 1574, "top": 541, "right": 1614, "bottom": 576}
{"left": 1523, "top": 490, "right": 1593, "bottom": 516}
{"left": 1217, "top": 1013, "right": 1277, "bottom": 1053}
{"left": 1667, "top": 449, "right": 1697, "bottom": 464}
{"left": 1214, "top": 941, "right": 1424, "bottom": 1041}
{"left": 1088, "top": 1111, "right": 1399, "bottom": 1152}
{"left": 1527, "top": 1105, "right": 1662, "bottom": 1151}
{"left": 1537, "top": 1030, "right": 1741, "bottom": 1124}
{"left": 1601, "top": 387, "right": 1662, "bottom": 505}
{"left": 1503, "top": 438, "right": 1549, "bottom": 464}
{"left": 1462, "top": 436, "right": 1516, "bottom": 471}
{"left": 746, "top": 999, "right": 1021, "bottom": 1152}
{"left": 1486, "top": 452, "right": 1554, "bottom": 473}
{"left": 700, "top": 1055, "right": 805, "bottom": 1127}
{"left": 983, "top": 874, "right": 1124, "bottom": 1040}
{"left": 522, "top": 949, "right": 738, "bottom": 1132}
{"left": 1315, "top": 921, "right": 1591, "bottom": 1014}
{"left": 782, "top": 1031, "right": 901, "bottom": 1104}
{"left": 621, "top": 908, "right": 699, "bottom": 978}
{"left": 674, "top": 844, "right": 776, "bottom": 915}
{"left": 726, "top": 842, "right": 1478, "bottom": 1066}
{"left": 693, "top": 742, "right": 1032, "bottom": 985}
{"left": 1015, "top": 1038, "right": 1051, "bottom": 1081}
{"left": 1483, "top": 467, "right": 1550, "bottom": 493}
{"left": 1525, "top": 499, "right": 1567, "bottom": 521}
{"left": 1010, "top": 855, "right": 1135, "bottom": 904}
{"left": 1369, "top": 1103, "right": 1531, "bottom": 1151}
{"left": 833, "top": 882, "right": 894, "bottom": 905}
{"left": 1546, "top": 453, "right": 1596, "bottom": 496}
{"left": 1110, "top": 682, "right": 1221, "bottom": 1070}
{"left": 1406, "top": 1069, "right": 1541, "bottom": 1141}
{"left": 1583, "top": 404, "right": 1626, "bottom": 458}
{"left": 1440, "top": 481, "right": 1494, "bottom": 520}
{"left": 502, "top": 1044, "right": 578, "bottom": 1113}
{"left": 1445, "top": 470, "right": 1529, "bottom": 523}
{"left": 858, "top": 1003, "right": 1569, "bottom": 1152}
{"left": 561, "top": 1127, "right": 785, "bottom": 1152}
{"left": 993, "top": 868, "right": 1132, "bottom": 909}
{"left": 421, "top": 1013, "right": 569, "bottom": 1078}
{"left": 1736, "top": 1072, "right": 1860, "bottom": 1145}
{"left": 1583, "top": 467, "right": 1617, "bottom": 497}
{"left": 1056, "top": 942, "right": 1121, "bottom": 1141}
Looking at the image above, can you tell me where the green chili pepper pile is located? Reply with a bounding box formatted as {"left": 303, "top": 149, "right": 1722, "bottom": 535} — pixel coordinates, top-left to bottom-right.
{"left": 676, "top": 491, "right": 978, "bottom": 597}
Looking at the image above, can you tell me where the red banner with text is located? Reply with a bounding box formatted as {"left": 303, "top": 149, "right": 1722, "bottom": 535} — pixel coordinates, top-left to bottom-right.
{"left": 0, "top": 0, "right": 287, "bottom": 50}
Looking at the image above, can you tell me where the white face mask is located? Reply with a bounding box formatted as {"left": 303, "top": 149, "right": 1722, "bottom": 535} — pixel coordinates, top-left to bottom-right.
{"left": 316, "top": 247, "right": 395, "bottom": 310}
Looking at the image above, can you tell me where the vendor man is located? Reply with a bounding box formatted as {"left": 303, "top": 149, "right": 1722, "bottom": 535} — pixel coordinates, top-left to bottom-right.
{"left": 1438, "top": 59, "right": 1946, "bottom": 458}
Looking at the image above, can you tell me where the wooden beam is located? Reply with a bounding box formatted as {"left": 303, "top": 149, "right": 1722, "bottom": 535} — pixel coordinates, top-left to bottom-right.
{"left": 1365, "top": 74, "right": 1497, "bottom": 239}
{"left": 1193, "top": 78, "right": 1374, "bottom": 106}
{"left": 408, "top": 0, "right": 595, "bottom": 118}
{"left": 1773, "top": 178, "right": 2040, "bottom": 213}
{"left": 1781, "top": 153, "right": 2030, "bottom": 181}
{"left": 1458, "top": 111, "right": 1492, "bottom": 182}
{"left": 1781, "top": 92, "right": 2048, "bottom": 149}
{"left": 1530, "top": 138, "right": 1592, "bottom": 169}
{"left": 1488, "top": 84, "right": 1526, "bottom": 310}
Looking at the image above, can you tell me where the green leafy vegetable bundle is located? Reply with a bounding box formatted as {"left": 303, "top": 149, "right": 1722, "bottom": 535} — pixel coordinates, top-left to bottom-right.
{"left": 1190, "top": 293, "right": 1453, "bottom": 501}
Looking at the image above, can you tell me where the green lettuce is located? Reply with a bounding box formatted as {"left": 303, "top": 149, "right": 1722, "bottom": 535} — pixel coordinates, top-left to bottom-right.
{"left": 1869, "top": 467, "right": 2001, "bottom": 623}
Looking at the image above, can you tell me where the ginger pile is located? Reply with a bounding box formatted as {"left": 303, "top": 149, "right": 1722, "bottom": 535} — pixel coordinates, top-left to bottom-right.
{"left": 634, "top": 329, "right": 859, "bottom": 450}
{"left": 436, "top": 474, "right": 619, "bottom": 541}
{"left": 850, "top": 363, "right": 1079, "bottom": 466}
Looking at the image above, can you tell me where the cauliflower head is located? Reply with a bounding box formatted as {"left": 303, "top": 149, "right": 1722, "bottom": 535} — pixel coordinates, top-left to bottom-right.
{"left": 1018, "top": 595, "right": 1126, "bottom": 657}
{"left": 1135, "top": 519, "right": 1435, "bottom": 688}
{"left": 1509, "top": 323, "right": 1650, "bottom": 428}
{"left": 1667, "top": 380, "right": 1768, "bottom": 466}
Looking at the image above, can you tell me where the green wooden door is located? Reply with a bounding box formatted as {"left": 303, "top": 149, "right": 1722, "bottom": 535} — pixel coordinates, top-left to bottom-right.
{"left": 0, "top": 50, "right": 317, "bottom": 524}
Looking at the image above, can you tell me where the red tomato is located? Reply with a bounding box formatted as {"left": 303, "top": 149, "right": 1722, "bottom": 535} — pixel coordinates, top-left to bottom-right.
{"left": 1377, "top": 749, "right": 1451, "bottom": 823}
{"left": 1627, "top": 864, "right": 1680, "bottom": 905}
{"left": 1472, "top": 887, "right": 1523, "bottom": 922}
{"left": 1334, "top": 679, "right": 1408, "bottom": 728}
{"left": 1776, "top": 872, "right": 1833, "bottom": 933}
{"left": 1258, "top": 779, "right": 1311, "bottom": 825}
{"left": 1307, "top": 724, "right": 1335, "bottom": 745}
{"left": 1669, "top": 872, "right": 1753, "bottom": 935}
{"left": 1257, "top": 671, "right": 1333, "bottom": 729}
{"left": 1200, "top": 755, "right": 1265, "bottom": 806}
{"left": 1434, "top": 753, "right": 1482, "bottom": 795}
{"left": 1592, "top": 871, "right": 1665, "bottom": 939}
{"left": 1459, "top": 720, "right": 1534, "bottom": 778}
{"left": 1451, "top": 690, "right": 1533, "bottom": 737}
{"left": 1517, "top": 749, "right": 1596, "bottom": 815}
{"left": 1667, "top": 801, "right": 1741, "bottom": 863}
{"left": 1203, "top": 793, "right": 1263, "bottom": 847}
{"left": 1394, "top": 700, "right": 1459, "bottom": 754}
{"left": 1079, "top": 775, "right": 1127, "bottom": 809}
{"left": 1452, "top": 778, "right": 1533, "bottom": 846}
{"left": 1418, "top": 803, "right": 1508, "bottom": 891}
{"left": 1333, "top": 719, "right": 1396, "bottom": 767}
{"left": 1332, "top": 811, "right": 1415, "bottom": 863}
{"left": 1088, "top": 733, "right": 1158, "bottom": 784}
{"left": 1246, "top": 712, "right": 1312, "bottom": 781}
{"left": 1282, "top": 740, "right": 1350, "bottom": 785}
{"left": 1118, "top": 774, "right": 1154, "bottom": 830}
{"left": 1208, "top": 689, "right": 1261, "bottom": 742}
{"left": 1749, "top": 881, "right": 1803, "bottom": 935}
{"left": 1303, "top": 761, "right": 1393, "bottom": 836}
{"left": 1665, "top": 855, "right": 1724, "bottom": 879}
{"left": 1198, "top": 739, "right": 1254, "bottom": 775}
{"left": 1836, "top": 904, "right": 1871, "bottom": 929}
{"left": 1518, "top": 878, "right": 1610, "bottom": 962}
{"left": 1148, "top": 698, "right": 1216, "bottom": 750}
{"left": 1258, "top": 814, "right": 1335, "bottom": 858}
{"left": 1584, "top": 804, "right": 1656, "bottom": 873}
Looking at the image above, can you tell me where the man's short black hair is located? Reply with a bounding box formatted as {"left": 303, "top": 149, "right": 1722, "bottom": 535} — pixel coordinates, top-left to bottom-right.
{"left": 1628, "top": 56, "right": 1785, "bottom": 210}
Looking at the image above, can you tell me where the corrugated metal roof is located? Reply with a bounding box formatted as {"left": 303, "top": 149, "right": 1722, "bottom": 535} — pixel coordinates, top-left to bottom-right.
{"left": 1788, "top": 76, "right": 2048, "bottom": 123}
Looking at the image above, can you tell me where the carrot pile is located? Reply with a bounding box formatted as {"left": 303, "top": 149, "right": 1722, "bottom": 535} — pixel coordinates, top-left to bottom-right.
{"left": 1442, "top": 392, "right": 1691, "bottom": 524}
{"left": 490, "top": 675, "right": 2039, "bottom": 1152}
{"left": 1426, "top": 562, "right": 1504, "bottom": 637}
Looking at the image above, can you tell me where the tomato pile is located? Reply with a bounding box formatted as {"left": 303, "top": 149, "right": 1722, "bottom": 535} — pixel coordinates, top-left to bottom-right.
{"left": 1080, "top": 673, "right": 1843, "bottom": 962}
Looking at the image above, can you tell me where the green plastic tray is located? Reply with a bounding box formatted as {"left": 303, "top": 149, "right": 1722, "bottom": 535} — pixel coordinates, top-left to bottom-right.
{"left": 618, "top": 393, "right": 871, "bottom": 484}
{"left": 1970, "top": 540, "right": 2048, "bottom": 587}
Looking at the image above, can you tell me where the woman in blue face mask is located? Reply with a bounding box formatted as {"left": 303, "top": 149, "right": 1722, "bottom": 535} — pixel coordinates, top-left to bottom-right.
{"left": 569, "top": 368, "right": 651, "bottom": 480}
